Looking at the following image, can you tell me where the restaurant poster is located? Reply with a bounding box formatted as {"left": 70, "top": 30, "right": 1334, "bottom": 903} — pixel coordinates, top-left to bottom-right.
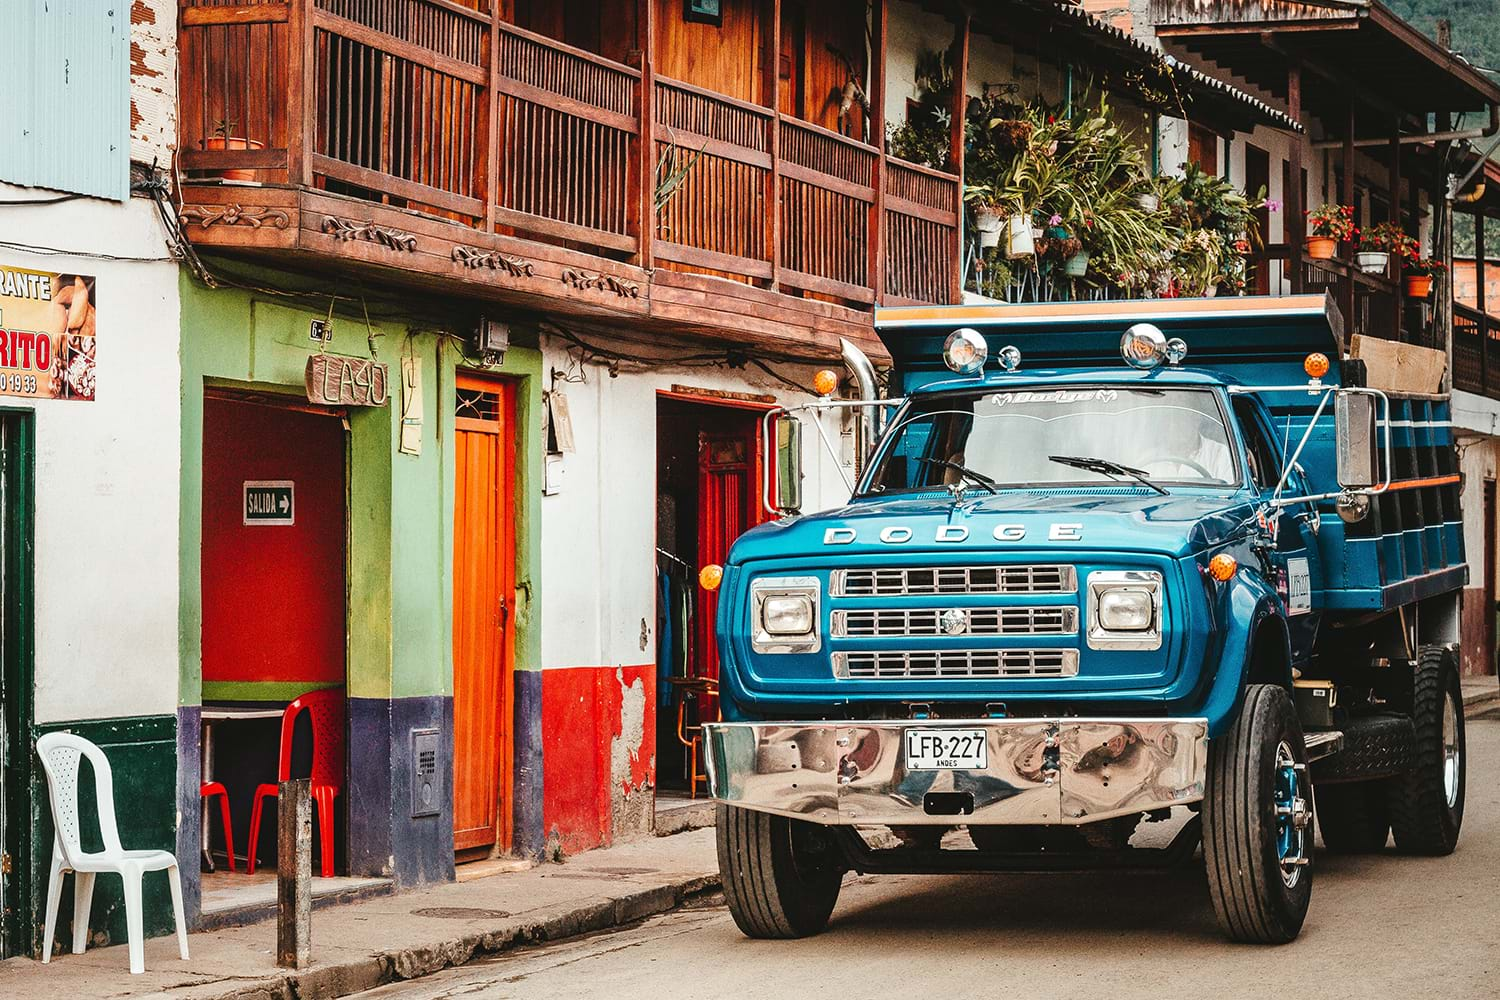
{"left": 0, "top": 266, "right": 97, "bottom": 401}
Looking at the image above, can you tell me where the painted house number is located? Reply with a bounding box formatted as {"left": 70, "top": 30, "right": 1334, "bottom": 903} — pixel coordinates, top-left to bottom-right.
{"left": 244, "top": 481, "right": 295, "bottom": 526}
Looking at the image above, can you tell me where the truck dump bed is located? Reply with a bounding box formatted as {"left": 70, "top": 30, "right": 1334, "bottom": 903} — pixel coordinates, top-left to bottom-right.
{"left": 873, "top": 293, "right": 1466, "bottom": 614}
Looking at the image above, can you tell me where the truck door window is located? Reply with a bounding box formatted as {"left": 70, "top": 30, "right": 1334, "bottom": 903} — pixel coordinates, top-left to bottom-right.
{"left": 1233, "top": 397, "right": 1280, "bottom": 491}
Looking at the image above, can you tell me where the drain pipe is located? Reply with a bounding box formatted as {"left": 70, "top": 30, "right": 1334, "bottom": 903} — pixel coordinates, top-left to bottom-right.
{"left": 840, "top": 337, "right": 881, "bottom": 476}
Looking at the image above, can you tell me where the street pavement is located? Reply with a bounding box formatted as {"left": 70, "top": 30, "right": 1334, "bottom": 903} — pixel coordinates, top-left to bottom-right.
{"left": 356, "top": 711, "right": 1500, "bottom": 1000}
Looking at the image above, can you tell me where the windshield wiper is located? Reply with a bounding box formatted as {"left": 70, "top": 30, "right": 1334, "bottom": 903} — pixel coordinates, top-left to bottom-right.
{"left": 916, "top": 458, "right": 998, "bottom": 494}
{"left": 1048, "top": 455, "right": 1169, "bottom": 496}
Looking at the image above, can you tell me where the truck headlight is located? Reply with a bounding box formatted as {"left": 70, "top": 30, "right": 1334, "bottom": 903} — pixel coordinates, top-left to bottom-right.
{"left": 751, "top": 576, "right": 821, "bottom": 654}
{"left": 762, "top": 595, "right": 814, "bottom": 635}
{"left": 1087, "top": 571, "right": 1163, "bottom": 650}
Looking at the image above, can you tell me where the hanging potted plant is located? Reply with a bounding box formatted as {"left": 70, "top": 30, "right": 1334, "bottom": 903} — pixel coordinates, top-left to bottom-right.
{"left": 1305, "top": 204, "right": 1356, "bottom": 260}
{"left": 963, "top": 183, "right": 1008, "bottom": 249}
{"left": 202, "top": 118, "right": 264, "bottom": 182}
{"left": 1403, "top": 255, "right": 1445, "bottom": 298}
{"left": 1355, "top": 222, "right": 1404, "bottom": 276}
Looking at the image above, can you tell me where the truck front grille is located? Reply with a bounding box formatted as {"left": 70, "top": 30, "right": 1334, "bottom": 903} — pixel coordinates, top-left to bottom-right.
{"left": 831, "top": 565, "right": 1077, "bottom": 597}
{"left": 833, "top": 648, "right": 1080, "bottom": 680}
{"left": 832, "top": 606, "right": 1078, "bottom": 637}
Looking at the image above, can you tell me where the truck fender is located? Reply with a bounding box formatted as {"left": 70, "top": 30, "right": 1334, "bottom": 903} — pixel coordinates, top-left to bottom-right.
{"left": 1198, "top": 569, "right": 1292, "bottom": 738}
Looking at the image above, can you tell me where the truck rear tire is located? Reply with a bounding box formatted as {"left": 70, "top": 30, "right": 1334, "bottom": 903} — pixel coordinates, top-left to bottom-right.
{"left": 1315, "top": 781, "right": 1390, "bottom": 854}
{"left": 1386, "top": 645, "right": 1465, "bottom": 855}
{"left": 1203, "top": 684, "right": 1313, "bottom": 944}
{"left": 716, "top": 805, "right": 843, "bottom": 938}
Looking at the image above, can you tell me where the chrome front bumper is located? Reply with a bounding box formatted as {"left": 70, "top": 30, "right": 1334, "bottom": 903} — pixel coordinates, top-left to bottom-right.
{"left": 702, "top": 719, "right": 1207, "bottom": 826}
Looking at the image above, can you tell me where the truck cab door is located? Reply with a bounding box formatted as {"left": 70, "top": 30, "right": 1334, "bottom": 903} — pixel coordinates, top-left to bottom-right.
{"left": 1233, "top": 398, "right": 1318, "bottom": 661}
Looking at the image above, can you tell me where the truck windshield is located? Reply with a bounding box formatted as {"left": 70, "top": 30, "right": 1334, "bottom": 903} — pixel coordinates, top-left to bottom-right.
{"left": 863, "top": 386, "right": 1239, "bottom": 493}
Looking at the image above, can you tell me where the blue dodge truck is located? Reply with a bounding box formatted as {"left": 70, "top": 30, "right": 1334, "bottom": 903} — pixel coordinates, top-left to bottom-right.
{"left": 701, "top": 294, "right": 1467, "bottom": 944}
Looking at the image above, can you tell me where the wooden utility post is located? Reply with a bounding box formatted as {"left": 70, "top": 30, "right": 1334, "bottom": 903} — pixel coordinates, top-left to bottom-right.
{"left": 1342, "top": 102, "right": 1356, "bottom": 331}
{"left": 1390, "top": 120, "right": 1402, "bottom": 340}
{"left": 277, "top": 778, "right": 312, "bottom": 970}
{"left": 948, "top": 13, "right": 970, "bottom": 304}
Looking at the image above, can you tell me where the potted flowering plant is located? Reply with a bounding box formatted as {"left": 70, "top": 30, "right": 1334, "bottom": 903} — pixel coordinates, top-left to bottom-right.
{"left": 1355, "top": 222, "right": 1407, "bottom": 276}
{"left": 202, "top": 118, "right": 264, "bottom": 182}
{"left": 1305, "top": 204, "right": 1356, "bottom": 259}
{"left": 1403, "top": 254, "right": 1445, "bottom": 298}
{"left": 963, "top": 184, "right": 1008, "bottom": 249}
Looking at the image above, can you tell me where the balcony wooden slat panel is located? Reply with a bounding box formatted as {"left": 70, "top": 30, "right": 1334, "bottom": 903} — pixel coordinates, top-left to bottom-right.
{"left": 779, "top": 120, "right": 876, "bottom": 294}
{"left": 884, "top": 158, "right": 957, "bottom": 306}
{"left": 179, "top": 1, "right": 293, "bottom": 182}
{"left": 653, "top": 77, "right": 772, "bottom": 283}
{"left": 492, "top": 22, "right": 638, "bottom": 249}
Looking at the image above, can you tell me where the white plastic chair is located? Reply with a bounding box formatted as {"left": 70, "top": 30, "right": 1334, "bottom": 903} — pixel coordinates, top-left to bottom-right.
{"left": 35, "top": 732, "right": 189, "bottom": 975}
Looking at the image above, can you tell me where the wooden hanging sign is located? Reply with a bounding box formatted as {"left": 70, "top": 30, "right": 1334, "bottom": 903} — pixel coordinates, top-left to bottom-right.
{"left": 305, "top": 354, "right": 389, "bottom": 407}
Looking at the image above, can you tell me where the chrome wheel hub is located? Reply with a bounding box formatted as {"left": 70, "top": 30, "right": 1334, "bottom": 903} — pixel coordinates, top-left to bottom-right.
{"left": 1443, "top": 691, "right": 1462, "bottom": 809}
{"left": 1273, "top": 740, "right": 1311, "bottom": 888}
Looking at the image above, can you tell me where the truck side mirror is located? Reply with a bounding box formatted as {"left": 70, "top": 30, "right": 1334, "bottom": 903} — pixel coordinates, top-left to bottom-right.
{"left": 1335, "top": 391, "right": 1379, "bottom": 489}
{"left": 775, "top": 417, "right": 803, "bottom": 513}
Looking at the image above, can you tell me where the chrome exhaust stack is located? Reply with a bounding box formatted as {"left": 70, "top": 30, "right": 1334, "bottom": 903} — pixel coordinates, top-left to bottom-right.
{"left": 840, "top": 337, "right": 880, "bottom": 473}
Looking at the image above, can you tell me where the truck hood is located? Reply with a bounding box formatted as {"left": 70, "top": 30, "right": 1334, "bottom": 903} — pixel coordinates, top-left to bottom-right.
{"left": 733, "top": 489, "right": 1257, "bottom": 562}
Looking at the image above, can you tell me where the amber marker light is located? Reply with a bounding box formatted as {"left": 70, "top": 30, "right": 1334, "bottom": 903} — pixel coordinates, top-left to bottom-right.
{"left": 699, "top": 564, "right": 724, "bottom": 591}
{"left": 1208, "top": 553, "right": 1238, "bottom": 582}
{"left": 812, "top": 369, "right": 839, "bottom": 396}
{"left": 1304, "top": 352, "right": 1330, "bottom": 379}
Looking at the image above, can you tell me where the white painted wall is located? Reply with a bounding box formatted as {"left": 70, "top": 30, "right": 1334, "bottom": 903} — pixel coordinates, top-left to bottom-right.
{"left": 1, "top": 186, "right": 181, "bottom": 723}
{"left": 536, "top": 333, "right": 855, "bottom": 670}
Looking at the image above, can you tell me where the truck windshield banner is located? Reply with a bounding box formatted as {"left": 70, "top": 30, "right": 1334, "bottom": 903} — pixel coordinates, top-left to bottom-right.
{"left": 0, "top": 266, "right": 97, "bottom": 401}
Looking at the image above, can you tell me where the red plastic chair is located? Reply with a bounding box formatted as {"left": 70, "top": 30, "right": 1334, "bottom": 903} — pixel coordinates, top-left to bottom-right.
{"left": 199, "top": 782, "right": 237, "bottom": 872}
{"left": 245, "top": 689, "right": 344, "bottom": 878}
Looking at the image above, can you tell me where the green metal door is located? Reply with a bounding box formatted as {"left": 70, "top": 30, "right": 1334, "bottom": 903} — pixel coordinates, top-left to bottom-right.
{"left": 0, "top": 411, "right": 35, "bottom": 958}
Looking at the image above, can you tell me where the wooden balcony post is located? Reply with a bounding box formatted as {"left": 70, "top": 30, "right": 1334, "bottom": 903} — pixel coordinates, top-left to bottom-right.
{"left": 948, "top": 13, "right": 970, "bottom": 304}
{"left": 484, "top": 9, "right": 499, "bottom": 231}
{"left": 764, "top": 0, "right": 782, "bottom": 288}
{"left": 287, "top": 0, "right": 315, "bottom": 185}
{"left": 1341, "top": 101, "right": 1356, "bottom": 333}
{"left": 635, "top": 0, "right": 657, "bottom": 268}
{"left": 869, "top": 0, "right": 888, "bottom": 304}
{"left": 1285, "top": 62, "right": 1305, "bottom": 294}
{"left": 1479, "top": 212, "right": 1488, "bottom": 392}
{"left": 1389, "top": 120, "right": 1402, "bottom": 342}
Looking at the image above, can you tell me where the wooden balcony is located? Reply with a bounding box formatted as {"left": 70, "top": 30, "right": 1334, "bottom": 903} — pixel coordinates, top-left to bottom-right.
{"left": 175, "top": 0, "right": 960, "bottom": 360}
{"left": 1454, "top": 302, "right": 1500, "bottom": 399}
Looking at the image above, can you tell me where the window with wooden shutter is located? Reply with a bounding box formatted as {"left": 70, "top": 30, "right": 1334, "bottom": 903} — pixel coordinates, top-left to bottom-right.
{"left": 0, "top": 2, "right": 130, "bottom": 200}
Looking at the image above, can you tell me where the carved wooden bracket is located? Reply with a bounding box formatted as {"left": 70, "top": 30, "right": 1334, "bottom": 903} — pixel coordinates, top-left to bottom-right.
{"left": 561, "top": 268, "right": 640, "bottom": 298}
{"left": 321, "top": 216, "right": 418, "bottom": 252}
{"left": 452, "top": 245, "right": 535, "bottom": 278}
{"left": 179, "top": 204, "right": 291, "bottom": 229}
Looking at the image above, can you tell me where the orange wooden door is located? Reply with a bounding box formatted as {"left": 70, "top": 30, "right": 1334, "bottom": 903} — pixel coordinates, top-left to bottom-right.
{"left": 452, "top": 375, "right": 517, "bottom": 854}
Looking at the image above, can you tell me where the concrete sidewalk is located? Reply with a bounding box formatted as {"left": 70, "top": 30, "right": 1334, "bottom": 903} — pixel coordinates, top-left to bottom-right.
{"left": 1463, "top": 674, "right": 1500, "bottom": 712}
{"left": 0, "top": 828, "right": 719, "bottom": 1000}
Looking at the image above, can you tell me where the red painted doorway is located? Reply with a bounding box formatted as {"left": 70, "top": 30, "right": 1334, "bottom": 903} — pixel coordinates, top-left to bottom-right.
{"left": 654, "top": 394, "right": 773, "bottom": 795}
{"left": 200, "top": 393, "right": 348, "bottom": 875}
{"left": 452, "top": 374, "right": 518, "bottom": 858}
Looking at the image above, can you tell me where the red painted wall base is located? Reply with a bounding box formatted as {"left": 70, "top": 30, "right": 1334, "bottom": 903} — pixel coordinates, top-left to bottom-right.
{"left": 541, "top": 664, "right": 656, "bottom": 855}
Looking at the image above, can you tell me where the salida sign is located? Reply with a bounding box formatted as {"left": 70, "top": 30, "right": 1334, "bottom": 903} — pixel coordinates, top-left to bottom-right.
{"left": 0, "top": 267, "right": 98, "bottom": 401}
{"left": 244, "top": 481, "right": 295, "bottom": 525}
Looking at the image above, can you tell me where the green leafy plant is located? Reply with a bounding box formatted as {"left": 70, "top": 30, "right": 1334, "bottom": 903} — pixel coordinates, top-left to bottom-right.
{"left": 886, "top": 49, "right": 954, "bottom": 170}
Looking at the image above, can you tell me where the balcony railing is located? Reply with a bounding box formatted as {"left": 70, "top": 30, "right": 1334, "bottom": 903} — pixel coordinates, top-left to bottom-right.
{"left": 177, "top": 0, "right": 959, "bottom": 307}
{"left": 1454, "top": 302, "right": 1500, "bottom": 397}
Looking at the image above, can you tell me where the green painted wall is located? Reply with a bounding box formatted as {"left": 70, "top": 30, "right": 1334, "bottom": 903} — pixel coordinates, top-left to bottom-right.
{"left": 30, "top": 716, "right": 178, "bottom": 951}
{"left": 177, "top": 272, "right": 544, "bottom": 700}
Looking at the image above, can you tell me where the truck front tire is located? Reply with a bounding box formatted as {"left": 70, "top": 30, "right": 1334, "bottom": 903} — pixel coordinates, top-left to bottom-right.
{"left": 1203, "top": 684, "right": 1314, "bottom": 944}
{"left": 716, "top": 804, "right": 843, "bottom": 938}
{"left": 1386, "top": 645, "right": 1465, "bottom": 855}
